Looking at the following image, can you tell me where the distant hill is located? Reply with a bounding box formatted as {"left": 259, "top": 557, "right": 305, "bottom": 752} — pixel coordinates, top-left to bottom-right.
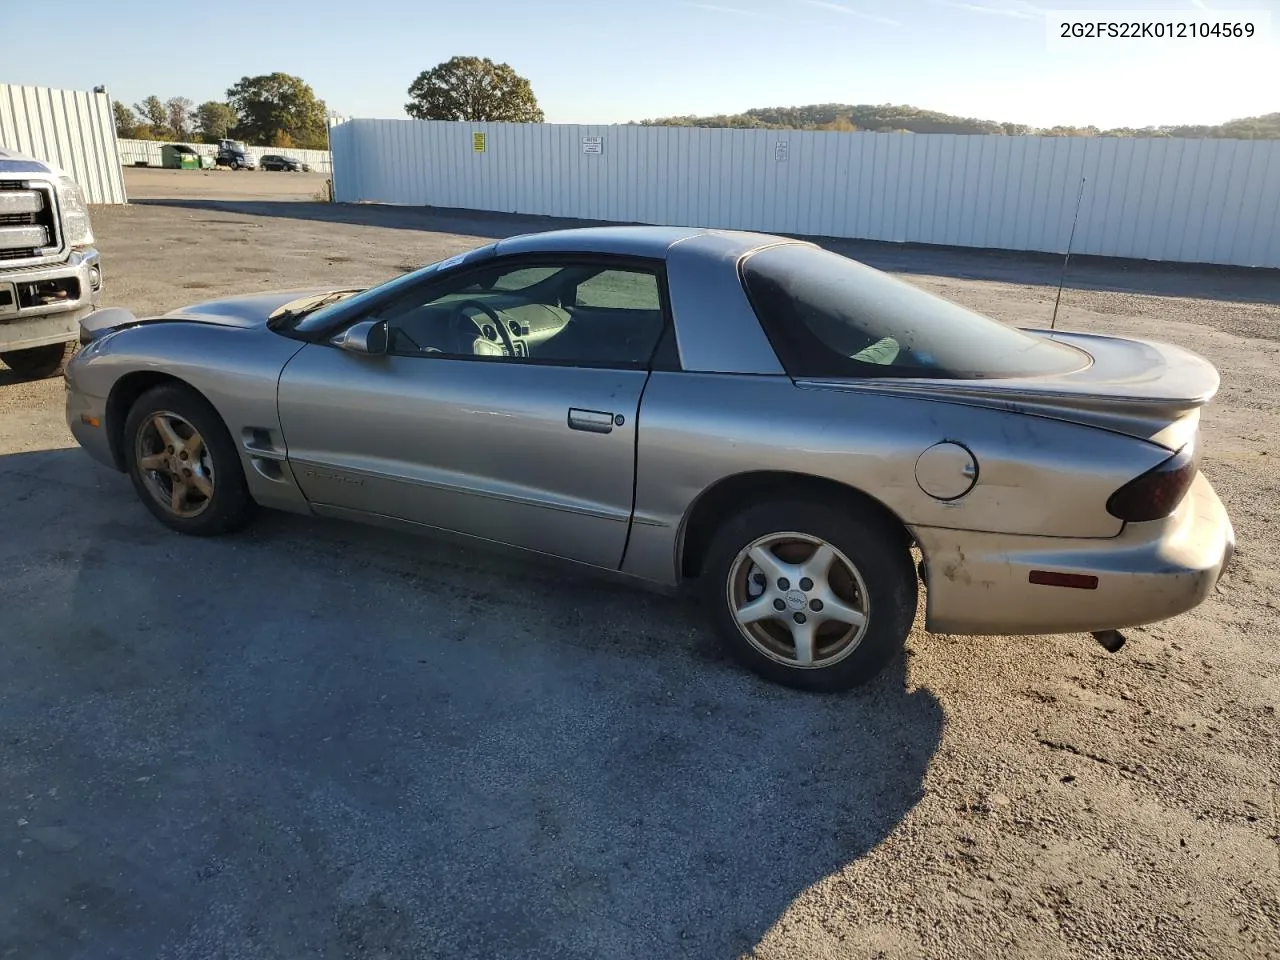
{"left": 632, "top": 103, "right": 1280, "bottom": 139}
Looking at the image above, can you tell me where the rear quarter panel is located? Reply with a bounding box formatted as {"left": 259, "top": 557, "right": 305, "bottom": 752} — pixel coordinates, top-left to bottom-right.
{"left": 625, "top": 373, "right": 1172, "bottom": 585}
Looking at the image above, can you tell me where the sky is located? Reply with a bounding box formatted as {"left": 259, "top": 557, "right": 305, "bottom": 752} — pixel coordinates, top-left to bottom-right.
{"left": 4, "top": 0, "right": 1275, "bottom": 129}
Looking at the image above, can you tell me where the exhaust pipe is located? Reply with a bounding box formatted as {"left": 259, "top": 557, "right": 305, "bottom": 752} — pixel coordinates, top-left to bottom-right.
{"left": 1091, "top": 629, "right": 1126, "bottom": 653}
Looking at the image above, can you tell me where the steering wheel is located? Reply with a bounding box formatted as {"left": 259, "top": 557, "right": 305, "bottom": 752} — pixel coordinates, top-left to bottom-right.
{"left": 453, "top": 299, "right": 517, "bottom": 357}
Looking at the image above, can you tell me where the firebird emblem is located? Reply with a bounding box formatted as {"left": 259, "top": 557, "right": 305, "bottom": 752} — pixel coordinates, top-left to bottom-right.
{"left": 304, "top": 469, "right": 363, "bottom": 485}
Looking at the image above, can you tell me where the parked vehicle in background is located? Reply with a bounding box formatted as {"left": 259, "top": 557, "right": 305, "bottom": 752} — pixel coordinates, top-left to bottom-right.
{"left": 214, "top": 139, "right": 256, "bottom": 170}
{"left": 260, "top": 154, "right": 309, "bottom": 172}
{"left": 0, "top": 148, "right": 101, "bottom": 378}
{"left": 161, "top": 144, "right": 201, "bottom": 169}
{"left": 64, "top": 227, "right": 1234, "bottom": 692}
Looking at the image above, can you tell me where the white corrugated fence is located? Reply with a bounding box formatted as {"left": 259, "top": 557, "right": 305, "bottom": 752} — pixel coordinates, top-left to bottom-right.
{"left": 330, "top": 119, "right": 1280, "bottom": 268}
{"left": 0, "top": 84, "right": 127, "bottom": 204}
{"left": 118, "top": 139, "right": 332, "bottom": 173}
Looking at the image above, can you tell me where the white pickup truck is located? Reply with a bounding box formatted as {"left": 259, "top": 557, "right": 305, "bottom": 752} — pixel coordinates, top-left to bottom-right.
{"left": 0, "top": 148, "right": 102, "bottom": 378}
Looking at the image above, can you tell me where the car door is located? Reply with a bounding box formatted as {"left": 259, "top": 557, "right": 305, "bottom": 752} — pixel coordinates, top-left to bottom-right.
{"left": 275, "top": 256, "right": 670, "bottom": 570}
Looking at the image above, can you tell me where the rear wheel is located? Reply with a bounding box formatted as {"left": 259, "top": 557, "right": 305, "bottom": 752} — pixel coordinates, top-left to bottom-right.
{"left": 123, "top": 384, "right": 255, "bottom": 536}
{"left": 0, "top": 341, "right": 75, "bottom": 379}
{"left": 700, "top": 499, "right": 917, "bottom": 692}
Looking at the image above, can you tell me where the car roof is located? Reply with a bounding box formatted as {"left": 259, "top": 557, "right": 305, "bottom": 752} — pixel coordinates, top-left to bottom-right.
{"left": 494, "top": 225, "right": 794, "bottom": 260}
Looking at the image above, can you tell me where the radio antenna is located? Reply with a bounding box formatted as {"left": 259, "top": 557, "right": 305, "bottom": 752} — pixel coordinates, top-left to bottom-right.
{"left": 1051, "top": 176, "right": 1087, "bottom": 331}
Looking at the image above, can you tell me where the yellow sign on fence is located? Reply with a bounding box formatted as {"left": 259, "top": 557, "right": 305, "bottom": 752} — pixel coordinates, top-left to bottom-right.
{"left": 473, "top": 132, "right": 486, "bottom": 153}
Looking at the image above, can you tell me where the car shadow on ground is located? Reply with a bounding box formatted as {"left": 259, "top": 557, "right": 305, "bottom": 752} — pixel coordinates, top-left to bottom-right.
{"left": 130, "top": 197, "right": 1280, "bottom": 307}
{"left": 0, "top": 447, "right": 944, "bottom": 959}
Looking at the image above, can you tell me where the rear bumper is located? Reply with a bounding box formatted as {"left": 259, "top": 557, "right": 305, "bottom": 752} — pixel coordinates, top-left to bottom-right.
{"left": 0, "top": 249, "right": 101, "bottom": 351}
{"left": 913, "top": 471, "right": 1233, "bottom": 636}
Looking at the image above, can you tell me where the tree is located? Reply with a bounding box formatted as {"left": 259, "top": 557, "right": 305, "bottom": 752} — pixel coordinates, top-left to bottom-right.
{"left": 194, "top": 101, "right": 237, "bottom": 143}
{"left": 819, "top": 115, "right": 858, "bottom": 132}
{"left": 226, "top": 73, "right": 328, "bottom": 149}
{"left": 405, "top": 56, "right": 544, "bottom": 122}
{"left": 1040, "top": 125, "right": 1100, "bottom": 137}
{"left": 166, "top": 97, "right": 194, "bottom": 140}
{"left": 630, "top": 102, "right": 1280, "bottom": 140}
{"left": 133, "top": 95, "right": 170, "bottom": 139}
{"left": 112, "top": 101, "right": 140, "bottom": 139}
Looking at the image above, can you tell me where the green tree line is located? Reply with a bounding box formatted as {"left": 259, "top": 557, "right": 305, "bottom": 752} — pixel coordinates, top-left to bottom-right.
{"left": 634, "top": 103, "right": 1280, "bottom": 139}
{"left": 111, "top": 60, "right": 1278, "bottom": 144}
{"left": 113, "top": 73, "right": 330, "bottom": 150}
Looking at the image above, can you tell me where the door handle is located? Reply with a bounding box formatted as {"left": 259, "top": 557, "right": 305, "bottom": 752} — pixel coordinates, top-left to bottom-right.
{"left": 567, "top": 408, "right": 615, "bottom": 434}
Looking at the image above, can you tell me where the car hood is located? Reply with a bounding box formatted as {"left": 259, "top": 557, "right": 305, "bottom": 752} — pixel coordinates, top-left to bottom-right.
{"left": 79, "top": 288, "right": 364, "bottom": 342}
{"left": 167, "top": 289, "right": 354, "bottom": 326}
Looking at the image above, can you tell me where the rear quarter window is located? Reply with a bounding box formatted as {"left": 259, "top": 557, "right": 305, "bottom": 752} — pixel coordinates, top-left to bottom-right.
{"left": 741, "top": 244, "right": 1088, "bottom": 380}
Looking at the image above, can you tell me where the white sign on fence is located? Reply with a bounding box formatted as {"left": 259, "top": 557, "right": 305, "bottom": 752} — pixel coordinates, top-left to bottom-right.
{"left": 582, "top": 136, "right": 603, "bottom": 155}
{"left": 774, "top": 141, "right": 789, "bottom": 162}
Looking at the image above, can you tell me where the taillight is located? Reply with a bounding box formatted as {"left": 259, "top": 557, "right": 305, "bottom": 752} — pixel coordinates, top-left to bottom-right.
{"left": 1106, "top": 444, "right": 1197, "bottom": 522}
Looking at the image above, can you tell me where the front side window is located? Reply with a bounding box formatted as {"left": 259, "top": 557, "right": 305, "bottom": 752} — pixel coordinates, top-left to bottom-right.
{"left": 374, "top": 259, "right": 667, "bottom": 368}
{"left": 742, "top": 244, "right": 1088, "bottom": 380}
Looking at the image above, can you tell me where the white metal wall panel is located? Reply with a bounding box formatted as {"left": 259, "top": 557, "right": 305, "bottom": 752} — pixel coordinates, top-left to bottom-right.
{"left": 0, "top": 85, "right": 127, "bottom": 204}
{"left": 330, "top": 119, "right": 1280, "bottom": 268}
{"left": 118, "top": 139, "right": 332, "bottom": 173}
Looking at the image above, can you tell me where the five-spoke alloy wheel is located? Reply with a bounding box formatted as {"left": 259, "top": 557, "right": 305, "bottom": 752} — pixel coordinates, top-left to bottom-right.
{"left": 728, "top": 532, "right": 870, "bottom": 669}
{"left": 135, "top": 411, "right": 216, "bottom": 518}
{"left": 123, "top": 383, "right": 254, "bottom": 536}
{"left": 703, "top": 498, "right": 917, "bottom": 692}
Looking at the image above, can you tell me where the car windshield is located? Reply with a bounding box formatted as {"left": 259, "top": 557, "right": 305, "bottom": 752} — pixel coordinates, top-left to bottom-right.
{"left": 742, "top": 244, "right": 1088, "bottom": 380}
{"left": 290, "top": 242, "right": 500, "bottom": 333}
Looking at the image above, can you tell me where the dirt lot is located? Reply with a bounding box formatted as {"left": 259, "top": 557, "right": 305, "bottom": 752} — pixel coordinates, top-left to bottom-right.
{"left": 1, "top": 178, "right": 1278, "bottom": 959}
{"left": 123, "top": 164, "right": 331, "bottom": 202}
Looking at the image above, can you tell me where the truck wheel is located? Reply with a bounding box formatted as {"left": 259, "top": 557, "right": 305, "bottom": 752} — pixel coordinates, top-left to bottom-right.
{"left": 700, "top": 498, "right": 918, "bottom": 692}
{"left": 0, "top": 341, "right": 76, "bottom": 379}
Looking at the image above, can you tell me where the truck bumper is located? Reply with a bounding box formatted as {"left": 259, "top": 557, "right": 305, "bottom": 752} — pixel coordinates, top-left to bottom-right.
{"left": 0, "top": 248, "right": 101, "bottom": 351}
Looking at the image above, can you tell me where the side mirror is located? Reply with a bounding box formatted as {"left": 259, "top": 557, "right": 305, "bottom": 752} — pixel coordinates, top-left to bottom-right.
{"left": 330, "top": 319, "right": 388, "bottom": 356}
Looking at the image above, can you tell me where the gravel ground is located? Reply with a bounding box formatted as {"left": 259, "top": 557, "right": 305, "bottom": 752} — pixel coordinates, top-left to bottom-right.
{"left": 121, "top": 164, "right": 331, "bottom": 202}
{"left": 1, "top": 174, "right": 1278, "bottom": 959}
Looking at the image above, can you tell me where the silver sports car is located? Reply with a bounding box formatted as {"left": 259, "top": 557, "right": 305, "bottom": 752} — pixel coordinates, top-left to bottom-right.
{"left": 65, "top": 227, "right": 1234, "bottom": 691}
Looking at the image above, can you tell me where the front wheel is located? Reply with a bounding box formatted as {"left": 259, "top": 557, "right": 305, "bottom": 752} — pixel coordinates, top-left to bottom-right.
{"left": 701, "top": 499, "right": 918, "bottom": 692}
{"left": 0, "top": 341, "right": 75, "bottom": 379}
{"left": 123, "top": 383, "right": 255, "bottom": 536}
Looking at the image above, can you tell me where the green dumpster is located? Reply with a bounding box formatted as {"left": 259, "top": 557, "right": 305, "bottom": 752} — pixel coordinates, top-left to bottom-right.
{"left": 161, "top": 144, "right": 201, "bottom": 169}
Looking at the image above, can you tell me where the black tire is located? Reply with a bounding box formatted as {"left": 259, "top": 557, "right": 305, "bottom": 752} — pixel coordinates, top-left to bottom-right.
{"left": 0, "top": 341, "right": 75, "bottom": 379}
{"left": 700, "top": 498, "right": 917, "bottom": 692}
{"left": 123, "top": 383, "right": 255, "bottom": 536}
